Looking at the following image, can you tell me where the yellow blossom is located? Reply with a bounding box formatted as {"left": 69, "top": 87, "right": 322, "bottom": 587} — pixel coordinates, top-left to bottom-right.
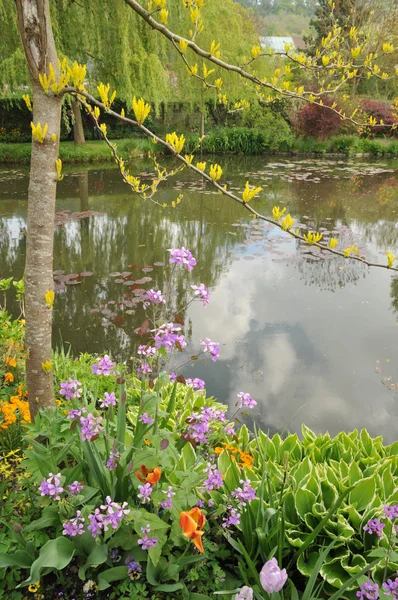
{"left": 31, "top": 122, "right": 48, "bottom": 143}
{"left": 132, "top": 96, "right": 151, "bottom": 124}
{"left": 251, "top": 45, "right": 261, "bottom": 59}
{"left": 22, "top": 94, "right": 32, "bottom": 112}
{"left": 329, "top": 238, "right": 338, "bottom": 249}
{"left": 322, "top": 56, "right": 330, "bottom": 66}
{"left": 343, "top": 245, "right": 358, "bottom": 257}
{"left": 159, "top": 8, "right": 168, "bottom": 23}
{"left": 121, "top": 108, "right": 125, "bottom": 118}
{"left": 179, "top": 39, "right": 189, "bottom": 53}
{"left": 351, "top": 46, "right": 361, "bottom": 59}
{"left": 215, "top": 78, "right": 223, "bottom": 90}
{"left": 383, "top": 42, "right": 394, "bottom": 54}
{"left": 242, "top": 181, "right": 262, "bottom": 203}
{"left": 303, "top": 231, "right": 323, "bottom": 245}
{"left": 41, "top": 360, "right": 53, "bottom": 374}
{"left": 93, "top": 106, "right": 100, "bottom": 120}
{"left": 272, "top": 206, "right": 287, "bottom": 220}
{"left": 55, "top": 158, "right": 63, "bottom": 181}
{"left": 45, "top": 290, "right": 55, "bottom": 308}
{"left": 210, "top": 41, "right": 221, "bottom": 58}
{"left": 281, "top": 214, "right": 294, "bottom": 231}
{"left": 154, "top": 0, "right": 166, "bottom": 6}
{"left": 51, "top": 133, "right": 57, "bottom": 142}
{"left": 69, "top": 61, "right": 86, "bottom": 90}
{"left": 185, "top": 154, "right": 194, "bottom": 164}
{"left": 203, "top": 64, "right": 215, "bottom": 79}
{"left": 209, "top": 163, "right": 222, "bottom": 181}
{"left": 187, "top": 64, "right": 198, "bottom": 76}
{"left": 387, "top": 251, "right": 395, "bottom": 268}
{"left": 97, "top": 82, "right": 116, "bottom": 110}
{"left": 99, "top": 123, "right": 107, "bottom": 136}
{"left": 166, "top": 132, "right": 185, "bottom": 153}
{"left": 196, "top": 161, "right": 206, "bottom": 171}
{"left": 190, "top": 6, "right": 200, "bottom": 22}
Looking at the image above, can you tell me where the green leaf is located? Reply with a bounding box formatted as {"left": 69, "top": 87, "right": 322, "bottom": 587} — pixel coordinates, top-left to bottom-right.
{"left": 154, "top": 583, "right": 184, "bottom": 592}
{"left": 78, "top": 543, "right": 108, "bottom": 580}
{"left": 0, "top": 550, "right": 33, "bottom": 569}
{"left": 181, "top": 442, "right": 197, "bottom": 470}
{"left": 350, "top": 477, "right": 375, "bottom": 512}
{"left": 21, "top": 538, "right": 75, "bottom": 587}
{"left": 97, "top": 566, "right": 128, "bottom": 590}
{"left": 24, "top": 506, "right": 60, "bottom": 532}
{"left": 295, "top": 488, "right": 317, "bottom": 520}
{"left": 328, "top": 558, "right": 381, "bottom": 600}
{"left": 117, "top": 381, "right": 127, "bottom": 448}
{"left": 348, "top": 462, "right": 363, "bottom": 486}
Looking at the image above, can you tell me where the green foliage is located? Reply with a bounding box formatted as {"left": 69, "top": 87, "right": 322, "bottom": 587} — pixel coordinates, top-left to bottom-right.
{"left": 185, "top": 125, "right": 294, "bottom": 155}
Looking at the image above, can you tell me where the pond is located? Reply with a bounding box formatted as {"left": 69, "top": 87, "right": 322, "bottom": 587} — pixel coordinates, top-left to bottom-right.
{"left": 1, "top": 155, "right": 398, "bottom": 441}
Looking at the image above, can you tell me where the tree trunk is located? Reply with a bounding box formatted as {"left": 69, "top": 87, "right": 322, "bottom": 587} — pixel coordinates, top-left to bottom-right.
{"left": 72, "top": 98, "right": 86, "bottom": 145}
{"left": 15, "top": 0, "right": 62, "bottom": 416}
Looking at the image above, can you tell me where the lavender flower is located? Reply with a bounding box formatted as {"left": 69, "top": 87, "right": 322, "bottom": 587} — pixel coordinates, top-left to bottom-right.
{"left": 154, "top": 323, "right": 186, "bottom": 351}
{"left": 137, "top": 483, "right": 153, "bottom": 504}
{"left": 363, "top": 518, "right": 385, "bottom": 537}
{"left": 225, "top": 423, "right": 236, "bottom": 436}
{"left": 168, "top": 247, "right": 197, "bottom": 272}
{"left": 68, "top": 481, "right": 84, "bottom": 495}
{"left": 186, "top": 406, "right": 227, "bottom": 444}
{"left": 138, "top": 345, "right": 156, "bottom": 358}
{"left": 39, "top": 473, "right": 64, "bottom": 500}
{"left": 357, "top": 580, "right": 379, "bottom": 600}
{"left": 138, "top": 525, "right": 158, "bottom": 550}
{"left": 237, "top": 392, "right": 257, "bottom": 409}
{"left": 59, "top": 379, "right": 82, "bottom": 401}
{"left": 186, "top": 378, "right": 205, "bottom": 391}
{"left": 232, "top": 480, "right": 256, "bottom": 506}
{"left": 146, "top": 289, "right": 166, "bottom": 304}
{"left": 99, "top": 392, "right": 117, "bottom": 408}
{"left": 223, "top": 506, "right": 241, "bottom": 528}
{"left": 203, "top": 463, "right": 224, "bottom": 491}
{"left": 383, "top": 578, "right": 398, "bottom": 598}
{"left": 139, "top": 413, "right": 154, "bottom": 425}
{"left": 80, "top": 413, "right": 104, "bottom": 442}
{"left": 87, "top": 509, "right": 104, "bottom": 538}
{"left": 67, "top": 407, "right": 87, "bottom": 419}
{"left": 260, "top": 558, "right": 288, "bottom": 593}
{"left": 200, "top": 338, "right": 220, "bottom": 362}
{"left": 384, "top": 505, "right": 398, "bottom": 520}
{"left": 191, "top": 283, "right": 210, "bottom": 307}
{"left": 92, "top": 355, "right": 116, "bottom": 376}
{"left": 235, "top": 587, "right": 254, "bottom": 600}
{"left": 169, "top": 372, "right": 176, "bottom": 382}
{"left": 106, "top": 450, "right": 120, "bottom": 471}
{"left": 62, "top": 511, "right": 85, "bottom": 537}
{"left": 136, "top": 362, "right": 152, "bottom": 376}
{"left": 196, "top": 499, "right": 205, "bottom": 508}
{"left": 100, "top": 496, "right": 130, "bottom": 530}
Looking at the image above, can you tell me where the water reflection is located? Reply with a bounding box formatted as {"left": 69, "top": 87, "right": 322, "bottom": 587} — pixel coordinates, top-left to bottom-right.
{"left": 1, "top": 157, "right": 398, "bottom": 440}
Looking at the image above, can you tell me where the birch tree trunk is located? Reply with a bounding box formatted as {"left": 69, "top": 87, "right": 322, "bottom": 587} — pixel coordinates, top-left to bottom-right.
{"left": 15, "top": 0, "right": 61, "bottom": 415}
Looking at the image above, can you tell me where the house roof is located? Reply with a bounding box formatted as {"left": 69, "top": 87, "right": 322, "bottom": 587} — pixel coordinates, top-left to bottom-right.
{"left": 260, "top": 35, "right": 306, "bottom": 52}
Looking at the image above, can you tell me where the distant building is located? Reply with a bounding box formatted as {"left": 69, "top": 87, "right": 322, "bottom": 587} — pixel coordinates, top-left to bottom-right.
{"left": 260, "top": 35, "right": 306, "bottom": 53}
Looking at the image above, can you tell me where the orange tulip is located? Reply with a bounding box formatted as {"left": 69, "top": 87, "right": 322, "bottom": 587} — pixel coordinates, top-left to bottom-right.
{"left": 180, "top": 507, "right": 206, "bottom": 553}
{"left": 135, "top": 465, "right": 161, "bottom": 485}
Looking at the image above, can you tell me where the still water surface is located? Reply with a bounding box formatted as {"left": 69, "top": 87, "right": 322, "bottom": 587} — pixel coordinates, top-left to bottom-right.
{"left": 1, "top": 156, "right": 398, "bottom": 440}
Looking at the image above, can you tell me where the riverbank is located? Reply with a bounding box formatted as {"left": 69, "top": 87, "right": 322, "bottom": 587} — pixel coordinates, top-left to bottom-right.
{"left": 1, "top": 131, "right": 398, "bottom": 164}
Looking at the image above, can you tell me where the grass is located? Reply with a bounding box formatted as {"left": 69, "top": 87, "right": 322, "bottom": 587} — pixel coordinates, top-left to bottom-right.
{"left": 2, "top": 132, "right": 398, "bottom": 164}
{"left": 0, "top": 137, "right": 155, "bottom": 164}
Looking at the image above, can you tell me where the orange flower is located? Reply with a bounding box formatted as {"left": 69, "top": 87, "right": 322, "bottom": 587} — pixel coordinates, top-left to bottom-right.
{"left": 5, "top": 357, "right": 17, "bottom": 368}
{"left": 4, "top": 372, "right": 14, "bottom": 384}
{"left": 135, "top": 465, "right": 161, "bottom": 485}
{"left": 180, "top": 507, "right": 206, "bottom": 553}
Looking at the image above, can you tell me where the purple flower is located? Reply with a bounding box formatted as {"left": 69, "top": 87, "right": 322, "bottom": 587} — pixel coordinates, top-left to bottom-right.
{"left": 68, "top": 481, "right": 83, "bottom": 495}
{"left": 100, "top": 496, "right": 130, "bottom": 530}
{"left": 225, "top": 423, "right": 236, "bottom": 436}
{"left": 146, "top": 289, "right": 166, "bottom": 304}
{"left": 383, "top": 578, "right": 398, "bottom": 598}
{"left": 191, "top": 283, "right": 210, "bottom": 307}
{"left": 138, "top": 345, "right": 156, "bottom": 358}
{"left": 67, "top": 407, "right": 87, "bottom": 419}
{"left": 364, "top": 518, "right": 385, "bottom": 537}
{"left": 236, "top": 587, "right": 254, "bottom": 600}
{"left": 186, "top": 378, "right": 205, "bottom": 391}
{"left": 232, "top": 480, "right": 256, "bottom": 506}
{"left": 223, "top": 506, "right": 241, "bottom": 528}
{"left": 106, "top": 450, "right": 120, "bottom": 471}
{"left": 87, "top": 509, "right": 104, "bottom": 538}
{"left": 169, "top": 372, "right": 176, "bottom": 382}
{"left": 125, "top": 556, "right": 142, "bottom": 580}
{"left": 62, "top": 511, "right": 85, "bottom": 537}
{"left": 154, "top": 323, "right": 186, "bottom": 351}
{"left": 137, "top": 483, "right": 153, "bottom": 504}
{"left": 260, "top": 558, "right": 288, "bottom": 593}
{"left": 186, "top": 406, "right": 227, "bottom": 444}
{"left": 200, "top": 338, "right": 220, "bottom": 362}
{"left": 384, "top": 505, "right": 398, "bottom": 520}
{"left": 196, "top": 499, "right": 205, "bottom": 508}
{"left": 99, "top": 392, "right": 117, "bottom": 408}
{"left": 203, "top": 463, "right": 223, "bottom": 491}
{"left": 80, "top": 413, "right": 104, "bottom": 442}
{"left": 357, "top": 580, "right": 379, "bottom": 600}
{"left": 92, "top": 355, "right": 116, "bottom": 376}
{"left": 237, "top": 392, "right": 257, "bottom": 409}
{"left": 137, "top": 362, "right": 152, "bottom": 376}
{"left": 168, "top": 247, "right": 197, "bottom": 272}
{"left": 59, "top": 379, "right": 82, "bottom": 401}
{"left": 39, "top": 473, "right": 64, "bottom": 500}
{"left": 139, "top": 413, "right": 154, "bottom": 425}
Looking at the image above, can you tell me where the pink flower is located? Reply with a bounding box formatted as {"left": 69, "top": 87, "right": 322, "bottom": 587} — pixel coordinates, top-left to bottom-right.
{"left": 259, "top": 558, "right": 288, "bottom": 593}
